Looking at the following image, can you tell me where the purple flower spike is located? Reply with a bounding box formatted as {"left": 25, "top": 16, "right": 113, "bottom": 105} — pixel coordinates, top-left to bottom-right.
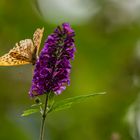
{"left": 29, "top": 23, "right": 76, "bottom": 97}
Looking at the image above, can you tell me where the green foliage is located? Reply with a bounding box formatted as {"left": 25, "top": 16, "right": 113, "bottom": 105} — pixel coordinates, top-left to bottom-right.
{"left": 48, "top": 92, "right": 106, "bottom": 113}
{"left": 21, "top": 108, "right": 40, "bottom": 117}
{"left": 31, "top": 103, "right": 42, "bottom": 107}
{"left": 21, "top": 92, "right": 106, "bottom": 116}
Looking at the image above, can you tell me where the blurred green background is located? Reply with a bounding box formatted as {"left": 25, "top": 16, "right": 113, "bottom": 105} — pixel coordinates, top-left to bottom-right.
{"left": 1, "top": 0, "right": 140, "bottom": 140}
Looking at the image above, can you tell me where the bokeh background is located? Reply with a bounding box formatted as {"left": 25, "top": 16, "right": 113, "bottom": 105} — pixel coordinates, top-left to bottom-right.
{"left": 0, "top": 0, "right": 140, "bottom": 140}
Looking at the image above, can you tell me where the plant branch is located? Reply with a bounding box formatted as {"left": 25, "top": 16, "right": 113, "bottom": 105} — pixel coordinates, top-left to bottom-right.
{"left": 39, "top": 93, "right": 49, "bottom": 140}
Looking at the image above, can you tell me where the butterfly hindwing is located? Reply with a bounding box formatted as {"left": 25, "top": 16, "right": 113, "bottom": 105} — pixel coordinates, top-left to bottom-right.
{"left": 9, "top": 39, "right": 34, "bottom": 62}
{"left": 0, "top": 53, "right": 30, "bottom": 66}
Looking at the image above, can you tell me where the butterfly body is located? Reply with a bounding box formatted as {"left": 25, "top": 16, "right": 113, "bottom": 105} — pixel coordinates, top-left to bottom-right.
{"left": 0, "top": 28, "right": 44, "bottom": 66}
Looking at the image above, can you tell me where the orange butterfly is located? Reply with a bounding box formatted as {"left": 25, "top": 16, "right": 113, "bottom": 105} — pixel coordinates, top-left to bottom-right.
{"left": 0, "top": 28, "right": 44, "bottom": 66}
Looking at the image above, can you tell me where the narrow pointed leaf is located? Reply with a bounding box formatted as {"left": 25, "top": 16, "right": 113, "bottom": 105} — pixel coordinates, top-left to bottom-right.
{"left": 31, "top": 103, "right": 42, "bottom": 108}
{"left": 21, "top": 108, "right": 40, "bottom": 117}
{"left": 48, "top": 92, "right": 106, "bottom": 113}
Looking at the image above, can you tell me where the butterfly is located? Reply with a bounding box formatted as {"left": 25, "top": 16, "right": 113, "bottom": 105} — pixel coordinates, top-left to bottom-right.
{"left": 0, "top": 28, "right": 44, "bottom": 66}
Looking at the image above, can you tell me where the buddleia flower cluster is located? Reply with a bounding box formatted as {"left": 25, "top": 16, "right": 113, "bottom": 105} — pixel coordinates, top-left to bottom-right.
{"left": 29, "top": 23, "right": 76, "bottom": 97}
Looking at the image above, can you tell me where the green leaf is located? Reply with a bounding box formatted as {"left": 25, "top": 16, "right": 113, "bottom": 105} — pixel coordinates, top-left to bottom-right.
{"left": 31, "top": 103, "right": 42, "bottom": 108}
{"left": 21, "top": 108, "right": 40, "bottom": 117}
{"left": 48, "top": 92, "right": 106, "bottom": 113}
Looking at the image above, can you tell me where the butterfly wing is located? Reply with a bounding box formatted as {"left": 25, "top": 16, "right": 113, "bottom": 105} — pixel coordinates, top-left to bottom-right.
{"left": 0, "top": 28, "right": 44, "bottom": 66}
{"left": 33, "top": 28, "right": 44, "bottom": 57}
{"left": 0, "top": 53, "right": 30, "bottom": 66}
{"left": 0, "top": 39, "right": 34, "bottom": 66}
{"left": 10, "top": 39, "right": 35, "bottom": 61}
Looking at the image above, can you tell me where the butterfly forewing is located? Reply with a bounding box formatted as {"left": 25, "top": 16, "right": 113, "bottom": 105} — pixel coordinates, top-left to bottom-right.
{"left": 33, "top": 28, "right": 44, "bottom": 56}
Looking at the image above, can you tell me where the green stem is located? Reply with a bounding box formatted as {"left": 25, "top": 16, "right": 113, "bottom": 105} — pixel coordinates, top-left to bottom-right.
{"left": 39, "top": 93, "right": 49, "bottom": 140}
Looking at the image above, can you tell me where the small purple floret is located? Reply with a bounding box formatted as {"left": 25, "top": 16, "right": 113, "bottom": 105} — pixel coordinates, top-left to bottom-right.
{"left": 29, "top": 23, "right": 76, "bottom": 97}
